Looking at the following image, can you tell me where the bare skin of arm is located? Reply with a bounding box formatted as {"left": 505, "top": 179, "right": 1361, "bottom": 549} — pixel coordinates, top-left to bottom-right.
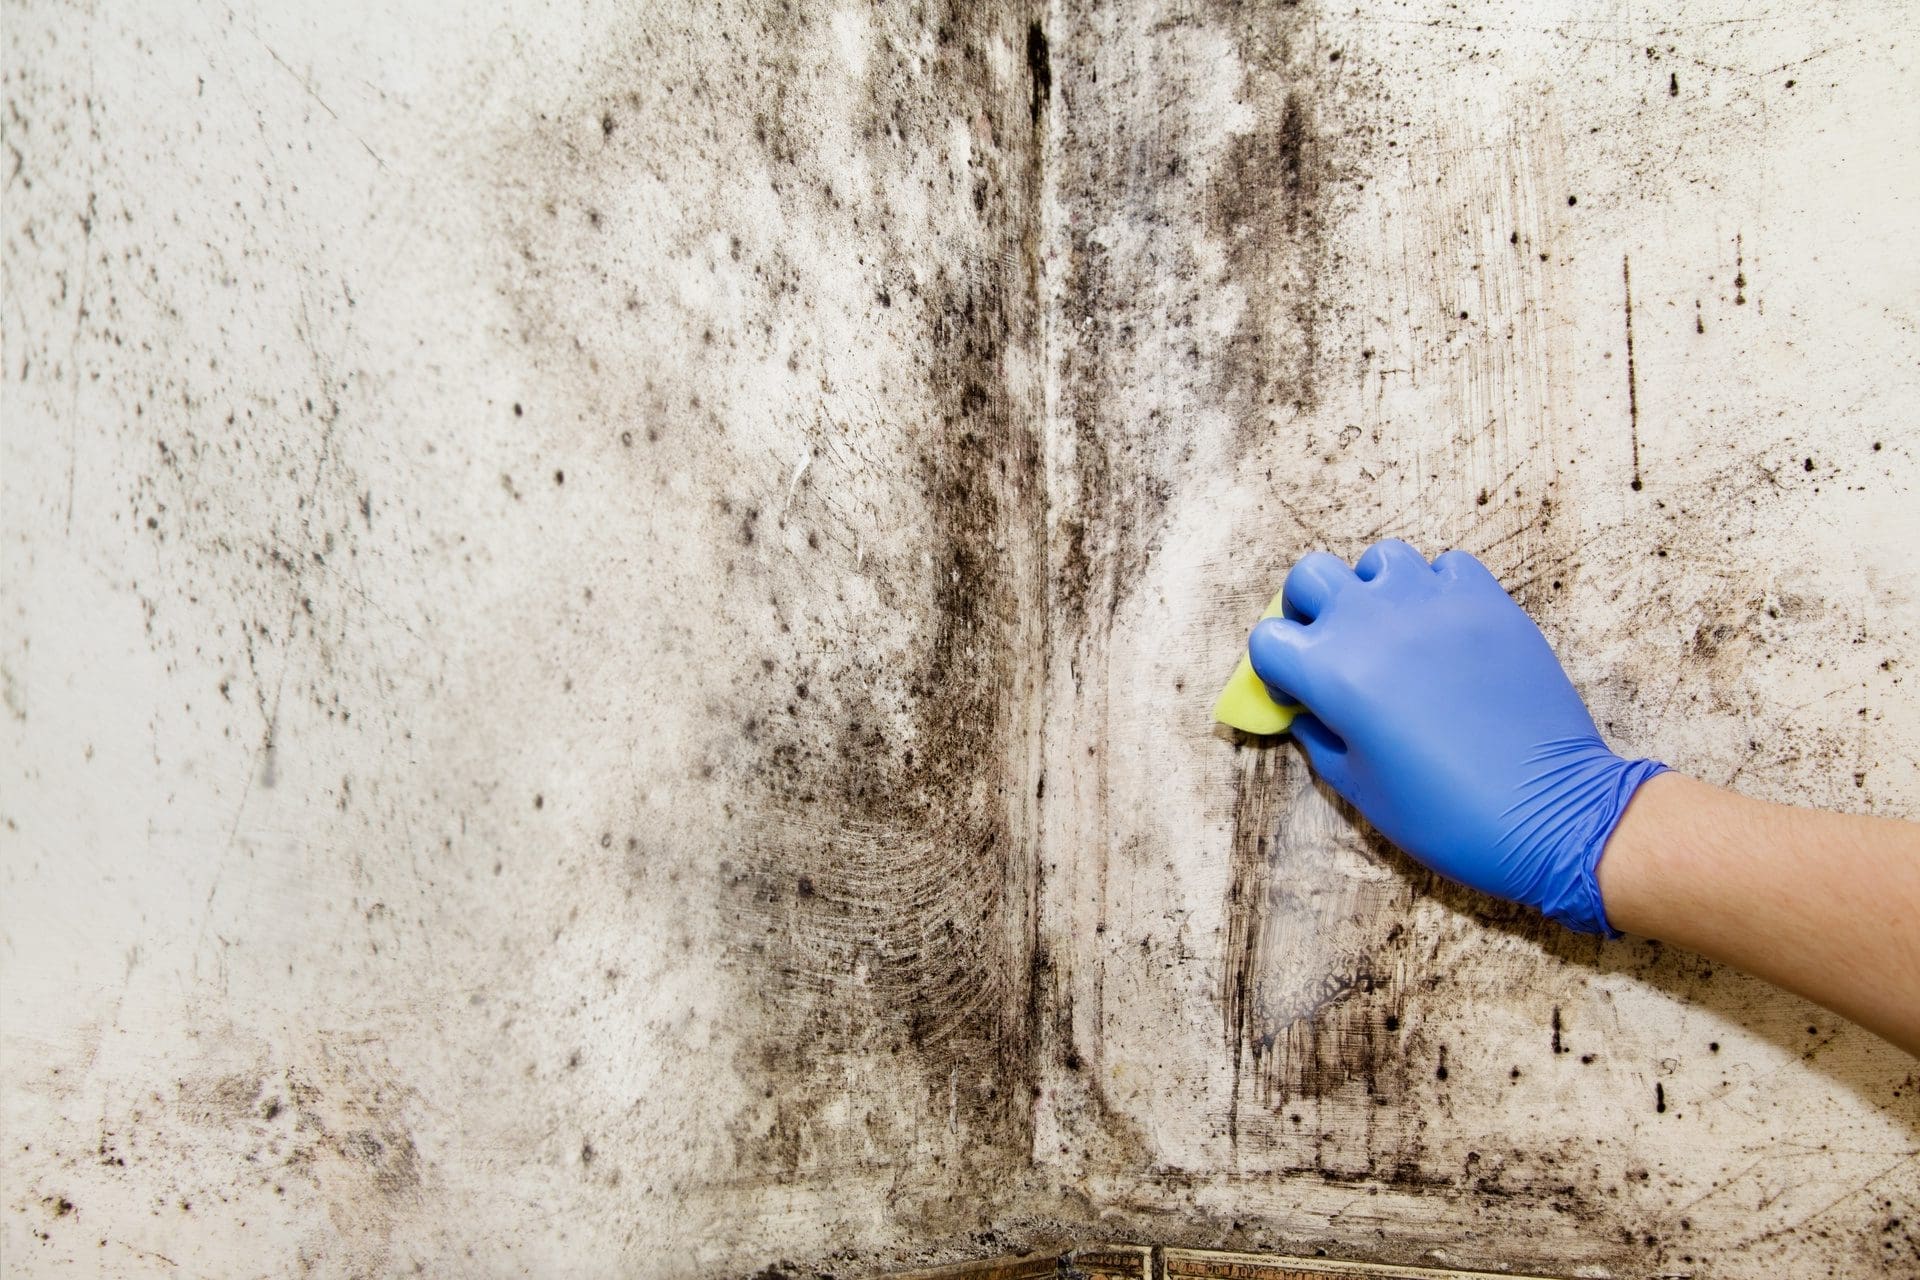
{"left": 1597, "top": 771, "right": 1920, "bottom": 1056}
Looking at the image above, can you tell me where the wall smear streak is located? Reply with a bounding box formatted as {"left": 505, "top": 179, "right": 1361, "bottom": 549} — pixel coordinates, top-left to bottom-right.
{"left": 4, "top": 1, "right": 1919, "bottom": 1277}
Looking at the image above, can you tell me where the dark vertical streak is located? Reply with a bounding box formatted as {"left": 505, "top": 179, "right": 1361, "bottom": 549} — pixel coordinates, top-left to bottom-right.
{"left": 1622, "top": 255, "right": 1642, "bottom": 492}
{"left": 1223, "top": 749, "right": 1279, "bottom": 1146}
{"left": 1025, "top": 21, "right": 1051, "bottom": 126}
{"left": 63, "top": 187, "right": 97, "bottom": 535}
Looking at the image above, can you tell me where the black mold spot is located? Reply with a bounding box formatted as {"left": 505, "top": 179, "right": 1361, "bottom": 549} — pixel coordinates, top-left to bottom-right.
{"left": 1025, "top": 22, "right": 1051, "bottom": 125}
{"left": 506, "top": 3, "right": 1060, "bottom": 1200}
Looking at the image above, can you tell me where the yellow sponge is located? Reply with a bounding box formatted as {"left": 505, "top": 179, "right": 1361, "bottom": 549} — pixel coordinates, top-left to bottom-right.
{"left": 1211, "top": 589, "right": 1302, "bottom": 735}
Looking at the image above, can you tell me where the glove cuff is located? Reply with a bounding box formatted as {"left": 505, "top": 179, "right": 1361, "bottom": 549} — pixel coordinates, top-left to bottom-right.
{"left": 1546, "top": 757, "right": 1670, "bottom": 937}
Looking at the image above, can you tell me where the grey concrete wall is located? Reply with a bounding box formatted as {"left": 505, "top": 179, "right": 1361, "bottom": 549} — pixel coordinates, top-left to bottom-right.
{"left": 3, "top": 1, "right": 1916, "bottom": 1277}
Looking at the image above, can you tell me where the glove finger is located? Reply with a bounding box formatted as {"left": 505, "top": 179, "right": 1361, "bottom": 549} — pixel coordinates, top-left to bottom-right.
{"left": 1248, "top": 616, "right": 1331, "bottom": 711}
{"left": 1431, "top": 548, "right": 1503, "bottom": 590}
{"left": 1354, "top": 537, "right": 1431, "bottom": 583}
{"left": 1288, "top": 712, "right": 1355, "bottom": 800}
{"left": 1281, "top": 551, "right": 1358, "bottom": 623}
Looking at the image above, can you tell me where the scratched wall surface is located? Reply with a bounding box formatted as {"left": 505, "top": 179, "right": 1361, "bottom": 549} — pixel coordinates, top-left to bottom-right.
{"left": 2, "top": 1, "right": 1917, "bottom": 1278}
{"left": 1035, "top": 2, "right": 1920, "bottom": 1277}
{"left": 3, "top": 0, "right": 1054, "bottom": 1273}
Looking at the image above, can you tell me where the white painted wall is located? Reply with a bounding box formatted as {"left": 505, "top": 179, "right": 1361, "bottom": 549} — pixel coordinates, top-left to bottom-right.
{"left": 4, "top": 2, "right": 1916, "bottom": 1276}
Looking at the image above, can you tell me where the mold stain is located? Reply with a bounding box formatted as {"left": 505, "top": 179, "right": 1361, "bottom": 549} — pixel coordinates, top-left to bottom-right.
{"left": 1048, "top": 1, "right": 1354, "bottom": 650}
{"left": 492, "top": 0, "right": 1058, "bottom": 1213}
{"left": 741, "top": 4, "right": 1052, "bottom": 1180}
{"left": 728, "top": 18, "right": 1055, "bottom": 1206}
{"left": 1623, "top": 255, "right": 1643, "bottom": 492}
{"left": 1026, "top": 21, "right": 1052, "bottom": 126}
{"left": 1223, "top": 747, "right": 1416, "bottom": 1144}
{"left": 1222, "top": 747, "right": 1280, "bottom": 1145}
{"left": 1210, "top": 85, "right": 1328, "bottom": 439}
{"left": 13, "top": 3, "right": 1920, "bottom": 1278}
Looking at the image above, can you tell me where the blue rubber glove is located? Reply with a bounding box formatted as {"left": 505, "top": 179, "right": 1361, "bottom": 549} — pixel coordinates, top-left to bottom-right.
{"left": 1247, "top": 540, "right": 1667, "bottom": 935}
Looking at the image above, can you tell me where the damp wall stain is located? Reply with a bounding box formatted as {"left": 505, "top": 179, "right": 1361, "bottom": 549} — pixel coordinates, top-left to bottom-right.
{"left": 1034, "top": 2, "right": 1920, "bottom": 1278}
{"left": 5, "top": 1, "right": 1920, "bottom": 1278}
{"left": 487, "top": 0, "right": 1057, "bottom": 1253}
{"left": 4, "top": 1, "right": 1056, "bottom": 1274}
{"left": 1222, "top": 749, "right": 1418, "bottom": 1137}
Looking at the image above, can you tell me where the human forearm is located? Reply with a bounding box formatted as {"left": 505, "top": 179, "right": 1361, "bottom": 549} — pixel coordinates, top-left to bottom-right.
{"left": 1597, "top": 772, "right": 1920, "bottom": 1055}
{"left": 1240, "top": 540, "right": 1920, "bottom": 1057}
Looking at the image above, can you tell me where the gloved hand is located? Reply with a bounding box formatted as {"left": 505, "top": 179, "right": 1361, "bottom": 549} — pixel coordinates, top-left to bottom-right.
{"left": 1247, "top": 539, "right": 1666, "bottom": 935}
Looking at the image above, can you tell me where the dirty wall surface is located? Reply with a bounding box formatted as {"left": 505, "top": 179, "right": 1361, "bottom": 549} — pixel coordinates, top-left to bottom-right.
{"left": 1036, "top": 3, "right": 1920, "bottom": 1277}
{"left": 2, "top": 1, "right": 1917, "bottom": 1277}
